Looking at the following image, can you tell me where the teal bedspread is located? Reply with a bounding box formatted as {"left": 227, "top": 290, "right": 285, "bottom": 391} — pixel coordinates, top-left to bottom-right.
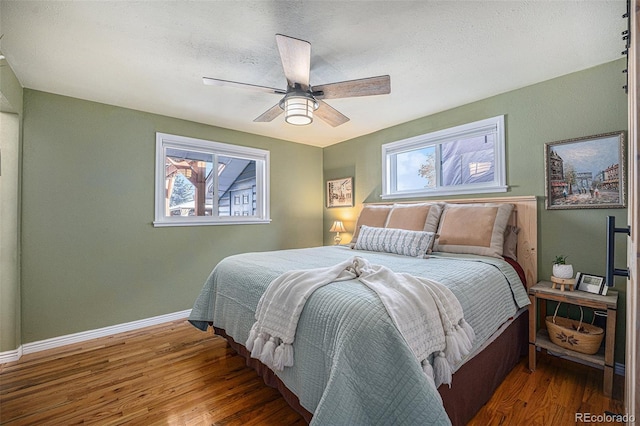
{"left": 189, "top": 246, "right": 529, "bottom": 425}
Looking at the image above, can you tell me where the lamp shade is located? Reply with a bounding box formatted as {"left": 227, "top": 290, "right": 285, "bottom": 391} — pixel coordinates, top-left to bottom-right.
{"left": 280, "top": 90, "right": 318, "bottom": 126}
{"left": 284, "top": 95, "right": 314, "bottom": 125}
{"left": 329, "top": 220, "right": 346, "bottom": 233}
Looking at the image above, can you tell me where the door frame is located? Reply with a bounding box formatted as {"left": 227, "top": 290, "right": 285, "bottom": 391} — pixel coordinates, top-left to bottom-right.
{"left": 625, "top": 0, "right": 639, "bottom": 423}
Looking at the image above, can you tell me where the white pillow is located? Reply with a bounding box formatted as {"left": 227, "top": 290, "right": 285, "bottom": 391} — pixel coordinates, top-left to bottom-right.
{"left": 354, "top": 225, "right": 436, "bottom": 258}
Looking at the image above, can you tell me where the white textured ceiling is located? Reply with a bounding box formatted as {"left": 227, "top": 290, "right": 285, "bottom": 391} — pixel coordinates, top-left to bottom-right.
{"left": 0, "top": 1, "right": 627, "bottom": 147}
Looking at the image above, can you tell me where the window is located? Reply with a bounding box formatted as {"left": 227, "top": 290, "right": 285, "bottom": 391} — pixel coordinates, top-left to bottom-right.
{"left": 381, "top": 115, "right": 507, "bottom": 199}
{"left": 154, "top": 133, "right": 270, "bottom": 227}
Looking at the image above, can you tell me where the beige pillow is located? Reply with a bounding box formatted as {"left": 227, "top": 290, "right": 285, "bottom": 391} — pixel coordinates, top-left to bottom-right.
{"left": 433, "top": 203, "right": 514, "bottom": 258}
{"left": 350, "top": 204, "right": 393, "bottom": 247}
{"left": 502, "top": 225, "right": 520, "bottom": 260}
{"left": 385, "top": 203, "right": 443, "bottom": 233}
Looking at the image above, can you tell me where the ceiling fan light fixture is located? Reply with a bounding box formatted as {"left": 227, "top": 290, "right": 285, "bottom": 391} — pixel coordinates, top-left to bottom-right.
{"left": 282, "top": 93, "right": 318, "bottom": 126}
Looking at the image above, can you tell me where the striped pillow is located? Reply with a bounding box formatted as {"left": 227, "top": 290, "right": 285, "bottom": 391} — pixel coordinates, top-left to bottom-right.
{"left": 354, "top": 225, "right": 436, "bottom": 258}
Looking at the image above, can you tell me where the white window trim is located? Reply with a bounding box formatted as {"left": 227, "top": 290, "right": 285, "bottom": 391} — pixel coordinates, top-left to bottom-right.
{"left": 381, "top": 115, "right": 507, "bottom": 199}
{"left": 154, "top": 133, "right": 270, "bottom": 227}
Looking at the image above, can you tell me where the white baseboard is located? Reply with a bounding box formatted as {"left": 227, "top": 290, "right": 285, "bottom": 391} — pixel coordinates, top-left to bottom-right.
{"left": 0, "top": 345, "right": 23, "bottom": 364}
{"left": 0, "top": 309, "right": 191, "bottom": 363}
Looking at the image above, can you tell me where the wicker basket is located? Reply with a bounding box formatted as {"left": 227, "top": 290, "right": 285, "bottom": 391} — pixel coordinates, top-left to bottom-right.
{"left": 545, "top": 303, "right": 604, "bottom": 355}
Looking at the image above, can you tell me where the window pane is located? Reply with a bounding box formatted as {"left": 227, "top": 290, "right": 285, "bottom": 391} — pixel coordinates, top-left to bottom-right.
{"left": 155, "top": 133, "right": 270, "bottom": 227}
{"left": 165, "top": 148, "right": 214, "bottom": 217}
{"left": 395, "top": 146, "right": 436, "bottom": 191}
{"left": 441, "top": 135, "right": 495, "bottom": 186}
{"left": 381, "top": 116, "right": 505, "bottom": 199}
{"left": 217, "top": 156, "right": 257, "bottom": 217}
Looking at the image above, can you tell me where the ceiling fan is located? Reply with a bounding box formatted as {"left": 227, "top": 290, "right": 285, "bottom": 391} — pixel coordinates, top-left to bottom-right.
{"left": 203, "top": 34, "right": 391, "bottom": 127}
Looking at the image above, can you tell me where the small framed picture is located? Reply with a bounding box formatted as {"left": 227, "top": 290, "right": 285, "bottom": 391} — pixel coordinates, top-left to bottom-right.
{"left": 326, "top": 177, "right": 354, "bottom": 208}
{"left": 576, "top": 272, "right": 607, "bottom": 295}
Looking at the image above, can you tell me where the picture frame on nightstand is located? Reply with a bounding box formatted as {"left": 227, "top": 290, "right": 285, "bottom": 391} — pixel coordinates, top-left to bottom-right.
{"left": 576, "top": 272, "right": 607, "bottom": 295}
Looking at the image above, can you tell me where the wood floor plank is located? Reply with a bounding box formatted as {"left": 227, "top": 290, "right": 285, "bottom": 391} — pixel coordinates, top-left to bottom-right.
{"left": 0, "top": 319, "right": 624, "bottom": 425}
{"left": 469, "top": 351, "right": 624, "bottom": 425}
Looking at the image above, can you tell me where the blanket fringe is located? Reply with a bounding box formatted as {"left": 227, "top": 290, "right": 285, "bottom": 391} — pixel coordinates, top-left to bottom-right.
{"left": 273, "top": 343, "right": 285, "bottom": 370}
{"left": 251, "top": 332, "right": 267, "bottom": 359}
{"left": 445, "top": 332, "right": 462, "bottom": 365}
{"left": 246, "top": 323, "right": 293, "bottom": 371}
{"left": 460, "top": 319, "right": 475, "bottom": 344}
{"left": 445, "top": 321, "right": 477, "bottom": 365}
{"left": 260, "top": 336, "right": 278, "bottom": 367}
{"left": 246, "top": 323, "right": 258, "bottom": 352}
{"left": 422, "top": 359, "right": 436, "bottom": 389}
{"left": 273, "top": 342, "right": 294, "bottom": 370}
{"left": 433, "top": 351, "right": 452, "bottom": 388}
{"left": 422, "top": 359, "right": 434, "bottom": 378}
{"left": 456, "top": 324, "right": 473, "bottom": 353}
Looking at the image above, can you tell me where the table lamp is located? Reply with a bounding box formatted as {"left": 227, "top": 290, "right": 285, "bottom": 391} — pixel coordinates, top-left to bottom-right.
{"left": 329, "top": 220, "right": 347, "bottom": 245}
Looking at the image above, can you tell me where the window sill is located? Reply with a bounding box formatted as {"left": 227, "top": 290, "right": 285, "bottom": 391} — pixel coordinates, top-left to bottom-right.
{"left": 153, "top": 218, "right": 272, "bottom": 227}
{"left": 380, "top": 185, "right": 508, "bottom": 200}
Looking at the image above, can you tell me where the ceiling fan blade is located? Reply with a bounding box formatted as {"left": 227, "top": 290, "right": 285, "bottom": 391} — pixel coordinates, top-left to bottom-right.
{"left": 254, "top": 103, "right": 283, "bottom": 122}
{"left": 315, "top": 101, "right": 350, "bottom": 127}
{"left": 313, "top": 75, "right": 390, "bottom": 100}
{"left": 276, "top": 34, "right": 311, "bottom": 90}
{"left": 203, "top": 77, "right": 286, "bottom": 95}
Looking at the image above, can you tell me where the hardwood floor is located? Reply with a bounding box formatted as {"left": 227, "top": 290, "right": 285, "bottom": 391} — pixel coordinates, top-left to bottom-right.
{"left": 0, "top": 319, "right": 624, "bottom": 425}
{"left": 0, "top": 320, "right": 305, "bottom": 425}
{"left": 469, "top": 352, "right": 624, "bottom": 426}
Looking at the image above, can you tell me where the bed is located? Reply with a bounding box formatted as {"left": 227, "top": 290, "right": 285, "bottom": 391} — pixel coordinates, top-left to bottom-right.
{"left": 189, "top": 196, "right": 538, "bottom": 425}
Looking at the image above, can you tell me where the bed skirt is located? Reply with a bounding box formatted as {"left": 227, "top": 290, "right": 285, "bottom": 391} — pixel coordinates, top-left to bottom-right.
{"left": 213, "top": 308, "right": 528, "bottom": 425}
{"left": 440, "top": 308, "right": 528, "bottom": 425}
{"left": 213, "top": 326, "right": 314, "bottom": 423}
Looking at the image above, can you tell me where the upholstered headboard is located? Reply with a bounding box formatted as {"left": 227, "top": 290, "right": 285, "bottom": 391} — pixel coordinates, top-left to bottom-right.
{"left": 361, "top": 195, "right": 538, "bottom": 288}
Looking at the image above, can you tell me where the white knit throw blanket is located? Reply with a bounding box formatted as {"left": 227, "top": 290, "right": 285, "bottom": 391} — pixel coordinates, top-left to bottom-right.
{"left": 245, "top": 256, "right": 475, "bottom": 388}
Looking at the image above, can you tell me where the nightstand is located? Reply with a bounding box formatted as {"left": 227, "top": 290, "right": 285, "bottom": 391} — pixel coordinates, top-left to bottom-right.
{"left": 528, "top": 281, "right": 618, "bottom": 397}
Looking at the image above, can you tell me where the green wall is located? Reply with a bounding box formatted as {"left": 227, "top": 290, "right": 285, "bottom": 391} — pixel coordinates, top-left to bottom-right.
{"left": 20, "top": 90, "right": 323, "bottom": 344}
{"left": 11, "top": 59, "right": 631, "bottom": 366}
{"left": 323, "top": 59, "right": 629, "bottom": 363}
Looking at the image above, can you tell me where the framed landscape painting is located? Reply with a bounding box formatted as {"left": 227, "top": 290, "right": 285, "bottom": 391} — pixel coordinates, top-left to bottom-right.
{"left": 544, "top": 131, "right": 626, "bottom": 210}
